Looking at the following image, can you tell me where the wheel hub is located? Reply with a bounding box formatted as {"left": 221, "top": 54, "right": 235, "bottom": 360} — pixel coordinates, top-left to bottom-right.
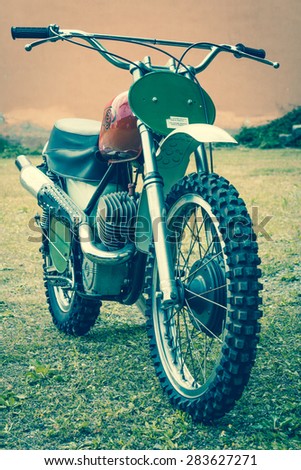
{"left": 185, "top": 255, "right": 226, "bottom": 337}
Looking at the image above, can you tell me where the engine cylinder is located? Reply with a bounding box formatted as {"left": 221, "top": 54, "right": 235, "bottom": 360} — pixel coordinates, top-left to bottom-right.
{"left": 96, "top": 191, "right": 138, "bottom": 250}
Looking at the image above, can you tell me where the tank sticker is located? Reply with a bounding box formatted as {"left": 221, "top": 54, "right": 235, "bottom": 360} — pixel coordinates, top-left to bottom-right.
{"left": 103, "top": 106, "right": 116, "bottom": 130}
{"left": 166, "top": 116, "right": 189, "bottom": 129}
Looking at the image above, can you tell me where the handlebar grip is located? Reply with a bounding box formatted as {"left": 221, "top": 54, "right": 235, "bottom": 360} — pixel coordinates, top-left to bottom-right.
{"left": 235, "top": 43, "right": 266, "bottom": 59}
{"left": 11, "top": 26, "right": 58, "bottom": 40}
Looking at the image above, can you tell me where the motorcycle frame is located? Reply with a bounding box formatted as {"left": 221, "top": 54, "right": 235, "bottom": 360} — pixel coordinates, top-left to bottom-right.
{"left": 73, "top": 61, "right": 218, "bottom": 308}
{"left": 14, "top": 28, "right": 279, "bottom": 308}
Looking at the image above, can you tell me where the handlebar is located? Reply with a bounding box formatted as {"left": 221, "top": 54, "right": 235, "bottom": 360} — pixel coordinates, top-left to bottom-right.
{"left": 235, "top": 43, "right": 266, "bottom": 59}
{"left": 11, "top": 24, "right": 280, "bottom": 72}
{"left": 11, "top": 25, "right": 59, "bottom": 40}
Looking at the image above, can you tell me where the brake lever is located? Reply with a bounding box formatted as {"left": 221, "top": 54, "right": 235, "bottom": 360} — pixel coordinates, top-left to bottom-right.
{"left": 22, "top": 23, "right": 63, "bottom": 51}
{"left": 24, "top": 35, "right": 62, "bottom": 52}
{"left": 242, "top": 53, "right": 280, "bottom": 69}
{"left": 229, "top": 45, "right": 280, "bottom": 69}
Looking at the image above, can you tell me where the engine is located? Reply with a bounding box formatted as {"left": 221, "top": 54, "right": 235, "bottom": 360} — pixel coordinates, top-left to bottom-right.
{"left": 96, "top": 191, "right": 138, "bottom": 250}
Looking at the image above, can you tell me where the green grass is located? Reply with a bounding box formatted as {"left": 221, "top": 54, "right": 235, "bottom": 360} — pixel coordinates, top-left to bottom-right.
{"left": 1, "top": 148, "right": 301, "bottom": 450}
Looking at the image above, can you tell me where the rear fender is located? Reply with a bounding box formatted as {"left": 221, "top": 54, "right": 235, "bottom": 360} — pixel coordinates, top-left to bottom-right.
{"left": 135, "top": 124, "right": 237, "bottom": 253}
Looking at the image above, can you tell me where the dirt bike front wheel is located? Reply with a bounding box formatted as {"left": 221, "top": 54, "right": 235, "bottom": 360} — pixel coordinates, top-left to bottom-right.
{"left": 145, "top": 172, "right": 262, "bottom": 422}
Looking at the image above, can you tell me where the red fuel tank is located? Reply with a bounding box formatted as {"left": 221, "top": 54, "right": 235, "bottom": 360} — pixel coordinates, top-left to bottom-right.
{"left": 99, "top": 91, "right": 142, "bottom": 161}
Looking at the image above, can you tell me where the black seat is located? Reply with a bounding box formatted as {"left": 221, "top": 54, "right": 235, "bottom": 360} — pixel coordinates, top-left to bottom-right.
{"left": 46, "top": 118, "right": 108, "bottom": 182}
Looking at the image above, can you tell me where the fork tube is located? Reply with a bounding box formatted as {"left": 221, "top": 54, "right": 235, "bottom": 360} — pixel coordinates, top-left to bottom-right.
{"left": 195, "top": 144, "right": 209, "bottom": 173}
{"left": 131, "top": 63, "right": 178, "bottom": 306}
{"left": 138, "top": 121, "right": 178, "bottom": 306}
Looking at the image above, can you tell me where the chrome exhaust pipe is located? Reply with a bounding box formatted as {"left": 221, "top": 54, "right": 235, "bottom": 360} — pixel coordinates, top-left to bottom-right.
{"left": 15, "top": 155, "right": 54, "bottom": 197}
{"left": 16, "top": 155, "right": 135, "bottom": 266}
{"left": 79, "top": 223, "right": 135, "bottom": 265}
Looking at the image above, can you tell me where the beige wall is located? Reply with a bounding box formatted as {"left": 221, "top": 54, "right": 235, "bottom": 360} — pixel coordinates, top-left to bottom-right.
{"left": 1, "top": 0, "right": 300, "bottom": 129}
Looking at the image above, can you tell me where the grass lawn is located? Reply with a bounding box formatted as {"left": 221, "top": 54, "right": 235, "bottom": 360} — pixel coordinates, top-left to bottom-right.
{"left": 0, "top": 147, "right": 300, "bottom": 450}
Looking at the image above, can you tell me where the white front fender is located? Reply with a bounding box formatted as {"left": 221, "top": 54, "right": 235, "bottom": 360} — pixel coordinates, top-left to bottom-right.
{"left": 156, "top": 123, "right": 237, "bottom": 195}
{"left": 135, "top": 124, "right": 237, "bottom": 253}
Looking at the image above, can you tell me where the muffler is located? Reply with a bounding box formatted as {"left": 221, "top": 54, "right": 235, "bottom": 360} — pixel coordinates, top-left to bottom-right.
{"left": 15, "top": 155, "right": 54, "bottom": 197}
{"left": 16, "top": 154, "right": 85, "bottom": 224}
{"left": 16, "top": 155, "right": 135, "bottom": 265}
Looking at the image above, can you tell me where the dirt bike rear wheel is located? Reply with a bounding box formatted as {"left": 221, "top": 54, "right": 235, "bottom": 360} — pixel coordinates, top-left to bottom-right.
{"left": 145, "top": 172, "right": 262, "bottom": 422}
{"left": 42, "top": 242, "right": 101, "bottom": 336}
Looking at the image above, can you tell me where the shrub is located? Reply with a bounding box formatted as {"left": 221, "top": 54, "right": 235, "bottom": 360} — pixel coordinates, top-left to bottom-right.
{"left": 0, "top": 134, "right": 31, "bottom": 158}
{"left": 235, "top": 107, "right": 301, "bottom": 148}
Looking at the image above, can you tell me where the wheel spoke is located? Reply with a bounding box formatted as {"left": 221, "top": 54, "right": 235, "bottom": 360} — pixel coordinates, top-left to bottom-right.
{"left": 179, "top": 318, "right": 217, "bottom": 352}
{"left": 184, "top": 210, "right": 209, "bottom": 262}
{"left": 176, "top": 309, "right": 186, "bottom": 373}
{"left": 185, "top": 287, "right": 227, "bottom": 311}
{"left": 180, "top": 210, "right": 198, "bottom": 273}
{"left": 176, "top": 321, "right": 209, "bottom": 383}
{"left": 180, "top": 308, "right": 199, "bottom": 380}
{"left": 174, "top": 218, "right": 186, "bottom": 275}
{"left": 164, "top": 306, "right": 181, "bottom": 325}
{"left": 177, "top": 323, "right": 216, "bottom": 383}
{"left": 202, "top": 232, "right": 220, "bottom": 259}
{"left": 187, "top": 283, "right": 227, "bottom": 300}
{"left": 184, "top": 299, "right": 224, "bottom": 343}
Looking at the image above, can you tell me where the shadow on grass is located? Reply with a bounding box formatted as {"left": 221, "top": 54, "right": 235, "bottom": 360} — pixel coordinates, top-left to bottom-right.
{"left": 82, "top": 322, "right": 147, "bottom": 344}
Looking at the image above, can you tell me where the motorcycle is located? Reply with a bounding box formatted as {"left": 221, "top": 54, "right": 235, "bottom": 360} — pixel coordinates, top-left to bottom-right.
{"left": 11, "top": 24, "right": 279, "bottom": 422}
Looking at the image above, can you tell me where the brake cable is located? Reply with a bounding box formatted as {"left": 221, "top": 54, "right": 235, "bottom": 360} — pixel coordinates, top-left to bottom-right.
{"left": 49, "top": 25, "right": 193, "bottom": 76}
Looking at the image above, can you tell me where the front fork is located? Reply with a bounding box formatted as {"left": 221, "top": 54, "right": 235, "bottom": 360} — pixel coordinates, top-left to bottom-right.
{"left": 130, "top": 62, "right": 178, "bottom": 307}
{"left": 131, "top": 61, "right": 213, "bottom": 308}
{"left": 138, "top": 121, "right": 178, "bottom": 307}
